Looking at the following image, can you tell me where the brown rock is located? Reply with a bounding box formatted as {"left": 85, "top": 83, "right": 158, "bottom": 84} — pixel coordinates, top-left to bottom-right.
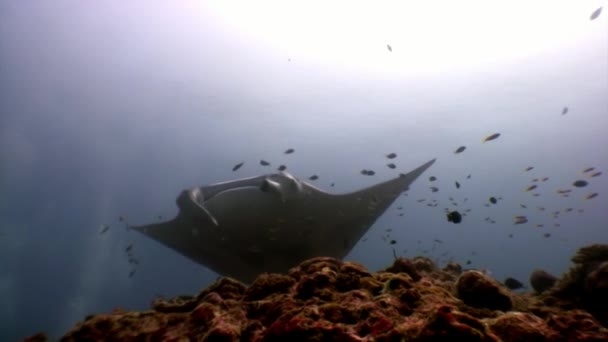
{"left": 530, "top": 269, "right": 558, "bottom": 294}
{"left": 456, "top": 271, "right": 512, "bottom": 311}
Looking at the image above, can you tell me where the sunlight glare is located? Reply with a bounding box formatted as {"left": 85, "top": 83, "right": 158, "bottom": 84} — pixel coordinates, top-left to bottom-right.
{"left": 198, "top": 0, "right": 595, "bottom": 74}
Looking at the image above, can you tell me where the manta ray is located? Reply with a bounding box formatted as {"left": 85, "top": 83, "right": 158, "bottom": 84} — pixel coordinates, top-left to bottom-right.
{"left": 131, "top": 159, "right": 435, "bottom": 283}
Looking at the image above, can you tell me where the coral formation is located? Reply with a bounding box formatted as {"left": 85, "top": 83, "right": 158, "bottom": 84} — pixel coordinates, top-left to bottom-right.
{"left": 538, "top": 244, "right": 608, "bottom": 326}
{"left": 23, "top": 245, "right": 608, "bottom": 341}
{"left": 530, "top": 269, "right": 558, "bottom": 294}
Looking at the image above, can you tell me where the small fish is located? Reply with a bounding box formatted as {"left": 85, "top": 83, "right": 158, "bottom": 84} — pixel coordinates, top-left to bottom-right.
{"left": 582, "top": 167, "right": 595, "bottom": 173}
{"left": 430, "top": 186, "right": 439, "bottom": 193}
{"left": 389, "top": 239, "right": 397, "bottom": 245}
{"left": 561, "top": 106, "right": 569, "bottom": 115}
{"left": 387, "top": 44, "right": 392, "bottom": 52}
{"left": 533, "top": 193, "right": 541, "bottom": 197}
{"left": 118, "top": 216, "right": 125, "bottom": 222}
{"left": 429, "top": 176, "right": 437, "bottom": 182}
{"left": 532, "top": 178, "right": 539, "bottom": 182}
{"left": 434, "top": 239, "right": 443, "bottom": 243}
{"left": 525, "top": 166, "right": 534, "bottom": 172}
{"left": 232, "top": 162, "right": 244, "bottom": 171}
{"left": 277, "top": 165, "right": 287, "bottom": 171}
{"left": 387, "top": 163, "right": 396, "bottom": 169}
{"left": 573, "top": 180, "right": 588, "bottom": 188}
{"left": 260, "top": 160, "right": 270, "bottom": 166}
{"left": 514, "top": 216, "right": 528, "bottom": 225}
{"left": 589, "top": 171, "right": 602, "bottom": 178}
{"left": 525, "top": 185, "right": 537, "bottom": 192}
{"left": 128, "top": 270, "right": 136, "bottom": 278}
{"left": 446, "top": 211, "right": 462, "bottom": 224}
{"left": 308, "top": 175, "right": 319, "bottom": 180}
{"left": 557, "top": 189, "right": 572, "bottom": 194}
{"left": 542, "top": 177, "right": 549, "bottom": 182}
{"left": 467, "top": 174, "right": 471, "bottom": 179}
{"left": 520, "top": 204, "right": 527, "bottom": 208}
{"left": 590, "top": 7, "right": 603, "bottom": 20}
{"left": 99, "top": 224, "right": 110, "bottom": 234}
{"left": 125, "top": 244, "right": 133, "bottom": 252}
{"left": 417, "top": 199, "right": 426, "bottom": 203}
{"left": 504, "top": 277, "right": 524, "bottom": 290}
{"left": 455, "top": 181, "right": 460, "bottom": 189}
{"left": 454, "top": 146, "right": 466, "bottom": 154}
{"left": 543, "top": 233, "right": 551, "bottom": 238}
{"left": 360, "top": 169, "right": 375, "bottom": 176}
{"left": 586, "top": 192, "right": 598, "bottom": 200}
{"left": 284, "top": 148, "right": 295, "bottom": 154}
{"left": 465, "top": 260, "right": 472, "bottom": 265}
{"left": 535, "top": 224, "right": 544, "bottom": 228}
{"left": 483, "top": 133, "right": 501, "bottom": 142}
{"left": 508, "top": 234, "right": 514, "bottom": 238}
{"left": 489, "top": 197, "right": 497, "bottom": 204}
{"left": 386, "top": 152, "right": 397, "bottom": 159}
{"left": 330, "top": 183, "right": 335, "bottom": 187}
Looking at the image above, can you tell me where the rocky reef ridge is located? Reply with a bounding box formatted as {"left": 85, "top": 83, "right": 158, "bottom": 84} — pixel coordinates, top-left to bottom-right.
{"left": 25, "top": 244, "right": 608, "bottom": 341}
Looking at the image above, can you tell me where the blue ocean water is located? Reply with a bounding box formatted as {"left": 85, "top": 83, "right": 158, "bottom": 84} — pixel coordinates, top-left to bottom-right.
{"left": 0, "top": 1, "right": 606, "bottom": 340}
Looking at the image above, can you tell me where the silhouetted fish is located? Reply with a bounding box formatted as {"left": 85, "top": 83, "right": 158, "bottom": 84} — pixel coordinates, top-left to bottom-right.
{"left": 514, "top": 216, "right": 528, "bottom": 225}
{"left": 454, "top": 146, "right": 466, "bottom": 154}
{"left": 504, "top": 277, "right": 524, "bottom": 290}
{"left": 455, "top": 181, "right": 460, "bottom": 189}
{"left": 387, "top": 44, "right": 392, "bottom": 52}
{"left": 483, "top": 133, "right": 501, "bottom": 142}
{"left": 232, "top": 162, "right": 244, "bottom": 171}
{"left": 430, "top": 186, "right": 439, "bottom": 193}
{"left": 387, "top": 163, "right": 396, "bottom": 169}
{"left": 573, "top": 180, "right": 588, "bottom": 187}
{"left": 284, "top": 148, "right": 295, "bottom": 154}
{"left": 429, "top": 176, "right": 437, "bottom": 182}
{"left": 386, "top": 152, "right": 397, "bottom": 159}
{"left": 589, "top": 171, "right": 602, "bottom": 178}
{"left": 489, "top": 197, "right": 497, "bottom": 204}
{"left": 277, "top": 165, "right": 287, "bottom": 171}
{"left": 446, "top": 211, "right": 462, "bottom": 224}
{"left": 586, "top": 192, "right": 598, "bottom": 200}
{"left": 99, "top": 224, "right": 110, "bottom": 234}
{"left": 260, "top": 160, "right": 270, "bottom": 166}
{"left": 590, "top": 7, "right": 602, "bottom": 20}
{"left": 308, "top": 175, "right": 319, "bottom": 180}
{"left": 561, "top": 106, "right": 569, "bottom": 115}
{"left": 582, "top": 167, "right": 595, "bottom": 173}
{"left": 525, "top": 185, "right": 537, "bottom": 191}
{"left": 524, "top": 166, "right": 534, "bottom": 172}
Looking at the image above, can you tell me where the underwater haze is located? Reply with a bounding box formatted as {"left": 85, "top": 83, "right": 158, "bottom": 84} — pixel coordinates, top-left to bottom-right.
{"left": 1, "top": 0, "right": 607, "bottom": 339}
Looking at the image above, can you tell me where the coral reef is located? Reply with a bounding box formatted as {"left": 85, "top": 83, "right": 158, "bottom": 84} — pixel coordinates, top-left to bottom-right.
{"left": 530, "top": 269, "right": 558, "bottom": 294}
{"left": 24, "top": 245, "right": 608, "bottom": 341}
{"left": 537, "top": 244, "right": 608, "bottom": 326}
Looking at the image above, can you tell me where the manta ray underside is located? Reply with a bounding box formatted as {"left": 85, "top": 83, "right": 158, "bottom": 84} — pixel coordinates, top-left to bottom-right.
{"left": 131, "top": 158, "right": 436, "bottom": 283}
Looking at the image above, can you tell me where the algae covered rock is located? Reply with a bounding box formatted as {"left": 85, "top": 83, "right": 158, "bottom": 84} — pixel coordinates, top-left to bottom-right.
{"left": 49, "top": 244, "right": 608, "bottom": 341}
{"left": 456, "top": 270, "right": 512, "bottom": 311}
{"left": 529, "top": 269, "right": 558, "bottom": 294}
